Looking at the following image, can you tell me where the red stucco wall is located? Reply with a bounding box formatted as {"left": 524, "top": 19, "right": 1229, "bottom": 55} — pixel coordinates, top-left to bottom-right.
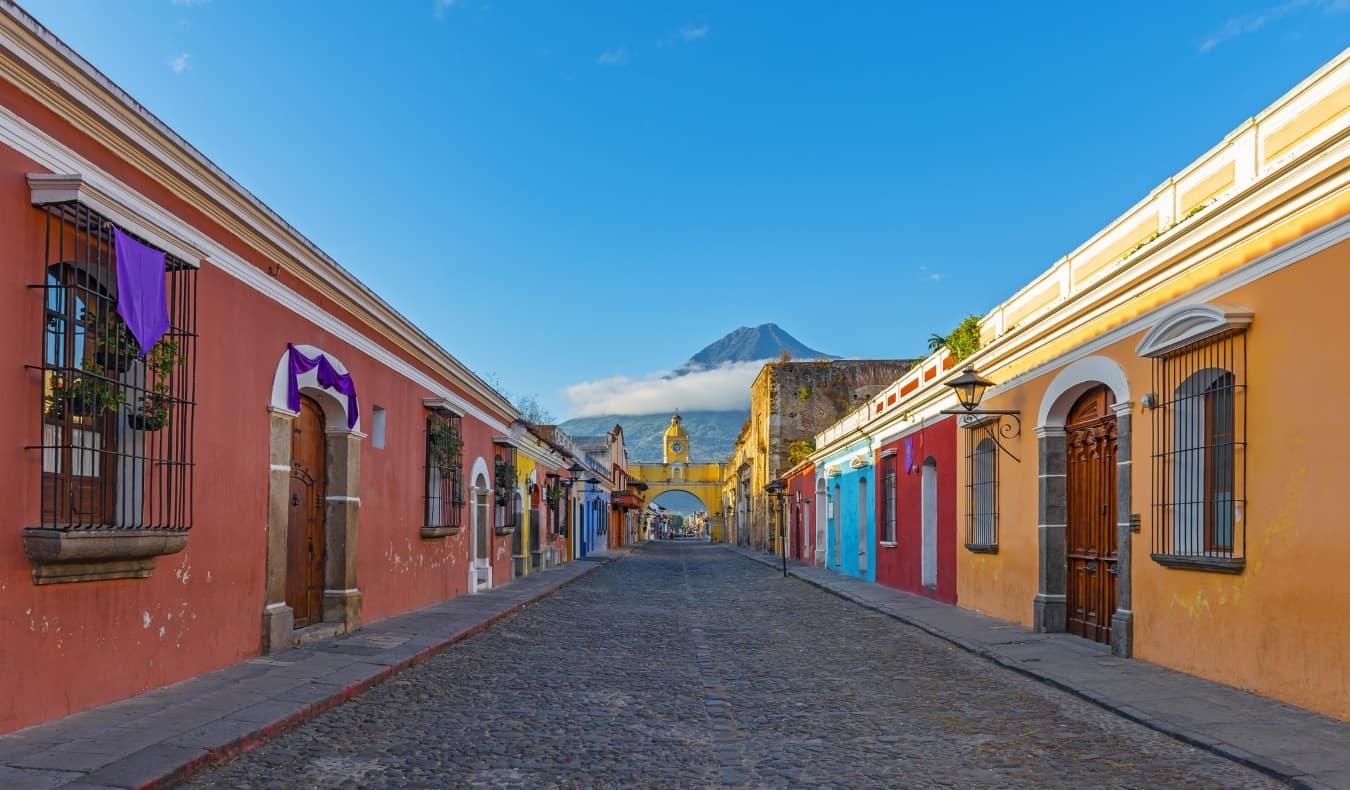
{"left": 0, "top": 83, "right": 517, "bottom": 731}
{"left": 874, "top": 417, "right": 957, "bottom": 604}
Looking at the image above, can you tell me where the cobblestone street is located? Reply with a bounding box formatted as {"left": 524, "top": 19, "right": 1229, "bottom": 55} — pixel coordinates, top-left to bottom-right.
{"left": 184, "top": 544, "right": 1278, "bottom": 788}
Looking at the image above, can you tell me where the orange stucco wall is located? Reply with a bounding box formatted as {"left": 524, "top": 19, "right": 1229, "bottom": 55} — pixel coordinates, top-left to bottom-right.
{"left": 958, "top": 229, "right": 1350, "bottom": 720}
{"left": 0, "top": 87, "right": 519, "bottom": 732}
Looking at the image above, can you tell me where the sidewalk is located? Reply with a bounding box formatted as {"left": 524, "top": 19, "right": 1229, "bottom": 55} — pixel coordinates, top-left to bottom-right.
{"left": 727, "top": 545, "right": 1350, "bottom": 790}
{"left": 0, "top": 548, "right": 632, "bottom": 790}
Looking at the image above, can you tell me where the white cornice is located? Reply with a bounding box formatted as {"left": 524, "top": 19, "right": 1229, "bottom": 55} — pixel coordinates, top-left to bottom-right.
{"left": 0, "top": 3, "right": 517, "bottom": 422}
{"left": 1135, "top": 303, "right": 1253, "bottom": 357}
{"left": 0, "top": 93, "right": 513, "bottom": 435}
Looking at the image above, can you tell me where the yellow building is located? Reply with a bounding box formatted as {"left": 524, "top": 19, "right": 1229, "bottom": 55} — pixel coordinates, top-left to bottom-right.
{"left": 629, "top": 415, "right": 727, "bottom": 540}
{"left": 834, "top": 50, "right": 1350, "bottom": 719}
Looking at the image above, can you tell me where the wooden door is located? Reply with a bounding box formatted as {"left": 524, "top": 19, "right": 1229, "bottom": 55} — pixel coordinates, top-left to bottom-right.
{"left": 1065, "top": 386, "right": 1118, "bottom": 645}
{"left": 286, "top": 396, "right": 326, "bottom": 629}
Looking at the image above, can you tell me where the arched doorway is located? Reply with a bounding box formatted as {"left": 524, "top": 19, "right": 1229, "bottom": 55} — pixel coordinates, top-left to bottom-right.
{"left": 1033, "top": 356, "right": 1134, "bottom": 657}
{"left": 1065, "top": 385, "right": 1118, "bottom": 645}
{"left": 921, "top": 457, "right": 938, "bottom": 588}
{"left": 471, "top": 468, "right": 491, "bottom": 591}
{"left": 262, "top": 345, "right": 364, "bottom": 653}
{"left": 832, "top": 482, "right": 841, "bottom": 567}
{"left": 815, "top": 478, "right": 827, "bottom": 565}
{"left": 286, "top": 396, "right": 326, "bottom": 628}
{"left": 857, "top": 477, "right": 869, "bottom": 574}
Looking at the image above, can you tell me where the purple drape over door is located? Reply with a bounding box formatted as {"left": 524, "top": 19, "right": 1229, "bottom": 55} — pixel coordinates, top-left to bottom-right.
{"left": 286, "top": 344, "right": 360, "bottom": 429}
{"left": 113, "top": 228, "right": 171, "bottom": 355}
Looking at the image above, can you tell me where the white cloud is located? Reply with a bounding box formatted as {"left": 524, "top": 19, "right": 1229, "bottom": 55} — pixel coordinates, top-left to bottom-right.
{"left": 433, "top": 0, "right": 455, "bottom": 20}
{"left": 1198, "top": 0, "right": 1345, "bottom": 52}
{"left": 919, "top": 265, "right": 942, "bottom": 282}
{"left": 679, "top": 24, "right": 709, "bottom": 42}
{"left": 563, "top": 360, "right": 767, "bottom": 417}
{"left": 168, "top": 53, "right": 191, "bottom": 74}
{"left": 597, "top": 46, "right": 628, "bottom": 66}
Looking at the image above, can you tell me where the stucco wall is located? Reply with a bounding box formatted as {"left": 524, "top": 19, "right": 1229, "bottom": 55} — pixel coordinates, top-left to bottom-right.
{"left": 958, "top": 233, "right": 1350, "bottom": 720}
{"left": 875, "top": 417, "right": 958, "bottom": 603}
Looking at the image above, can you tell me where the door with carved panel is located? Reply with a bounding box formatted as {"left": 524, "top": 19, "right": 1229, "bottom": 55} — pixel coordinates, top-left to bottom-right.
{"left": 1065, "top": 386, "right": 1118, "bottom": 645}
{"left": 286, "top": 396, "right": 327, "bottom": 629}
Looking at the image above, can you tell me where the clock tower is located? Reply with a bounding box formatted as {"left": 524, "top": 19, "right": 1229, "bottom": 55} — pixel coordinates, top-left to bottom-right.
{"left": 663, "top": 414, "right": 690, "bottom": 464}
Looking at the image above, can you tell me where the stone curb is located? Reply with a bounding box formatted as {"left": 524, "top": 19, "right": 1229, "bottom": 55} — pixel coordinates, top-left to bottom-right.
{"left": 142, "top": 549, "right": 632, "bottom": 790}
{"left": 722, "top": 545, "right": 1322, "bottom": 789}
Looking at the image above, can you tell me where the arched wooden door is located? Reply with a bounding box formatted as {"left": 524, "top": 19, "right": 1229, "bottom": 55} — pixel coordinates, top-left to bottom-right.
{"left": 286, "top": 396, "right": 327, "bottom": 629}
{"left": 1065, "top": 385, "right": 1118, "bottom": 645}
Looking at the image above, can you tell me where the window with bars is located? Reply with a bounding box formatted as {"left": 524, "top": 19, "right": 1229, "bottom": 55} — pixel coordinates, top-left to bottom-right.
{"left": 424, "top": 409, "right": 464, "bottom": 533}
{"left": 494, "top": 445, "right": 519, "bottom": 530}
{"left": 34, "top": 201, "right": 197, "bottom": 532}
{"left": 966, "top": 433, "right": 998, "bottom": 552}
{"left": 1148, "top": 329, "right": 1247, "bottom": 571}
{"left": 881, "top": 455, "right": 897, "bottom": 544}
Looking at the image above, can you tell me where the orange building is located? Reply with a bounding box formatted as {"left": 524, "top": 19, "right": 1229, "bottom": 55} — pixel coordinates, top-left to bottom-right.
{"left": 839, "top": 49, "right": 1350, "bottom": 719}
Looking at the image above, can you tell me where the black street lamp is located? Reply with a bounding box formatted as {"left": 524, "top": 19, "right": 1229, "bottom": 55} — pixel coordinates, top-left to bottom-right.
{"left": 940, "top": 365, "right": 1023, "bottom": 462}
{"left": 764, "top": 479, "right": 788, "bottom": 577}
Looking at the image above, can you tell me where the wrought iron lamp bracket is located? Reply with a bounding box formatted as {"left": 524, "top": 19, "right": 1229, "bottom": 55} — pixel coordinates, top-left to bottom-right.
{"left": 941, "top": 408, "right": 1022, "bottom": 463}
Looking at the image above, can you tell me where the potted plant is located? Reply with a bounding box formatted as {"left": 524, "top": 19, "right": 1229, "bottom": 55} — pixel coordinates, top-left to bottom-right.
{"left": 44, "top": 364, "right": 125, "bottom": 421}
{"left": 493, "top": 458, "right": 516, "bottom": 506}
{"left": 428, "top": 420, "right": 462, "bottom": 476}
{"left": 81, "top": 305, "right": 140, "bottom": 375}
{"left": 126, "top": 337, "right": 185, "bottom": 433}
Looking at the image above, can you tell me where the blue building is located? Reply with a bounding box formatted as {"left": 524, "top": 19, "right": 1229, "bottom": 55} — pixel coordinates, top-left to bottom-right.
{"left": 818, "top": 439, "right": 876, "bottom": 581}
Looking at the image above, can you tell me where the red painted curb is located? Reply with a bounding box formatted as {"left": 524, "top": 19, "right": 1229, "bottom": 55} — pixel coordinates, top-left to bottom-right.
{"left": 141, "top": 551, "right": 628, "bottom": 789}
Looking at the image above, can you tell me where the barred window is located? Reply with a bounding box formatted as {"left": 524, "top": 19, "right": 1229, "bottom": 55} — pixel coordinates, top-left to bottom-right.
{"left": 1147, "top": 327, "right": 1247, "bottom": 572}
{"left": 35, "top": 201, "right": 197, "bottom": 532}
{"left": 881, "top": 455, "right": 897, "bottom": 544}
{"left": 424, "top": 409, "right": 463, "bottom": 533}
{"left": 966, "top": 436, "right": 998, "bottom": 551}
{"left": 494, "top": 445, "right": 519, "bottom": 530}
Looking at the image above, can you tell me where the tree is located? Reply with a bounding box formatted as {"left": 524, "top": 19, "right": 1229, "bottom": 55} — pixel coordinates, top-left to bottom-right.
{"left": 515, "top": 394, "right": 554, "bottom": 425}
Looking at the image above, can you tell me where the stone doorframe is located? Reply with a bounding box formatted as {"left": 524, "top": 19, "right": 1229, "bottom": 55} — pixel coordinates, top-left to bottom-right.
{"left": 262, "top": 346, "right": 365, "bottom": 654}
{"left": 1033, "top": 356, "right": 1135, "bottom": 658}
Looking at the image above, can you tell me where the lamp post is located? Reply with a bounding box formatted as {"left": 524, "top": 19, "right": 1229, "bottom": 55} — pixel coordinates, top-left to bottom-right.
{"left": 765, "top": 479, "right": 788, "bottom": 577}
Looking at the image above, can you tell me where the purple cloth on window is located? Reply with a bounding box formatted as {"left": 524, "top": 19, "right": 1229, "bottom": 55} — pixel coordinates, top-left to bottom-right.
{"left": 113, "top": 228, "right": 171, "bottom": 356}
{"left": 287, "top": 344, "right": 360, "bottom": 429}
{"left": 904, "top": 437, "right": 914, "bottom": 474}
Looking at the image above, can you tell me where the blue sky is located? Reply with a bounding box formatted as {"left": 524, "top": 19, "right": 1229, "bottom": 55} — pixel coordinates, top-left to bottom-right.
{"left": 26, "top": 0, "right": 1350, "bottom": 418}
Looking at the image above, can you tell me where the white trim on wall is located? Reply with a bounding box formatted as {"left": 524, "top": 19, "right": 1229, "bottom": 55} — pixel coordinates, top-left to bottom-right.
{"left": 0, "top": 106, "right": 512, "bottom": 435}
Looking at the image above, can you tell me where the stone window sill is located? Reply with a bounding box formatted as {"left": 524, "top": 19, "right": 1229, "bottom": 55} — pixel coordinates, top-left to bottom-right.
{"left": 420, "top": 525, "right": 461, "bottom": 539}
{"left": 1151, "top": 553, "right": 1245, "bottom": 573}
{"left": 494, "top": 526, "right": 516, "bottom": 536}
{"left": 22, "top": 527, "right": 189, "bottom": 585}
{"left": 965, "top": 543, "right": 999, "bottom": 554}
{"left": 879, "top": 541, "right": 898, "bottom": 548}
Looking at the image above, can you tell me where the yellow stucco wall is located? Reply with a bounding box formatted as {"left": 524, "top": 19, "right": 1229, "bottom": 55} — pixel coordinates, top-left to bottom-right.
{"left": 516, "top": 454, "right": 535, "bottom": 574}
{"left": 958, "top": 203, "right": 1350, "bottom": 719}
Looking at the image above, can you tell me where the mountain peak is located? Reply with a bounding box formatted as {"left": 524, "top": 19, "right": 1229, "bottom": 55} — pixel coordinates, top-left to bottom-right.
{"left": 684, "top": 324, "right": 835, "bottom": 368}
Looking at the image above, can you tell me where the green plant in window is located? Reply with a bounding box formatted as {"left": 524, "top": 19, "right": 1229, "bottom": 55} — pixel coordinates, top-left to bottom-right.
{"left": 428, "top": 420, "right": 463, "bottom": 475}
{"left": 128, "top": 337, "right": 185, "bottom": 432}
{"left": 494, "top": 458, "right": 517, "bottom": 506}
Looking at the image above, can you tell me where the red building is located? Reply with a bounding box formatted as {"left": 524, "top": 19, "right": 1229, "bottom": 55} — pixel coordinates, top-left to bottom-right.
{"left": 0, "top": 7, "right": 539, "bottom": 733}
{"left": 873, "top": 417, "right": 958, "bottom": 604}
{"left": 784, "top": 461, "right": 816, "bottom": 564}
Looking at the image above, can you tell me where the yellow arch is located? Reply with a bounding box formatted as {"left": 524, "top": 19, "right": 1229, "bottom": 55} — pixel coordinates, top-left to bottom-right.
{"left": 630, "top": 461, "right": 727, "bottom": 540}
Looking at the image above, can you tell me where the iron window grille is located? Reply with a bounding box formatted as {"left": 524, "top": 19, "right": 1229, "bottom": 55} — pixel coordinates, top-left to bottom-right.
{"left": 965, "top": 433, "right": 999, "bottom": 552}
{"left": 32, "top": 201, "right": 197, "bottom": 532}
{"left": 494, "top": 446, "right": 519, "bottom": 529}
{"left": 424, "top": 409, "right": 464, "bottom": 530}
{"left": 1149, "top": 329, "right": 1247, "bottom": 572}
{"left": 881, "top": 456, "right": 897, "bottom": 544}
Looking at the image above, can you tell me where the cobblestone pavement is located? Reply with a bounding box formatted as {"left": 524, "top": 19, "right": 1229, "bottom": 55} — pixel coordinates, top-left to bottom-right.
{"left": 183, "top": 544, "right": 1280, "bottom": 789}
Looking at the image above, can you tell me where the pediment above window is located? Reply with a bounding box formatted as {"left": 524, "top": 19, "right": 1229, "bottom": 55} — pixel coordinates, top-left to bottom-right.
{"left": 1136, "top": 303, "right": 1253, "bottom": 358}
